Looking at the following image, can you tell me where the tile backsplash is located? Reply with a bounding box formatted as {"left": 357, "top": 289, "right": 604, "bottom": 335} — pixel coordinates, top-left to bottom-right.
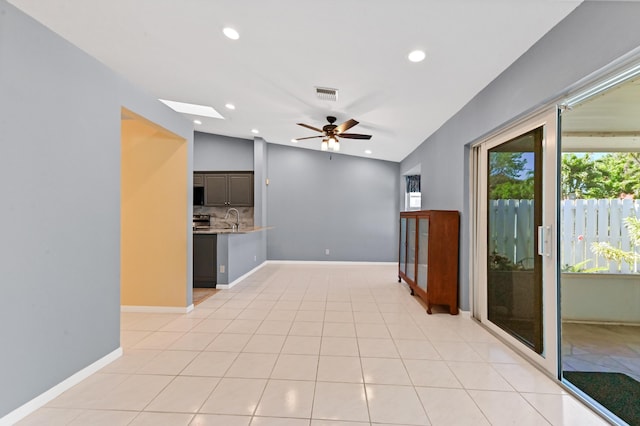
{"left": 194, "top": 206, "right": 254, "bottom": 228}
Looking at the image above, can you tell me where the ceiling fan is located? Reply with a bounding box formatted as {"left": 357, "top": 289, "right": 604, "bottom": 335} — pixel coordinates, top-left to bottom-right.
{"left": 295, "top": 116, "right": 372, "bottom": 151}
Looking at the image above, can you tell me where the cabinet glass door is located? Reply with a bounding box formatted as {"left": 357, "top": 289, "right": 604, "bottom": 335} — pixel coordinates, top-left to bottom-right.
{"left": 406, "top": 217, "right": 416, "bottom": 282}
{"left": 399, "top": 217, "right": 407, "bottom": 276}
{"left": 416, "top": 218, "right": 429, "bottom": 291}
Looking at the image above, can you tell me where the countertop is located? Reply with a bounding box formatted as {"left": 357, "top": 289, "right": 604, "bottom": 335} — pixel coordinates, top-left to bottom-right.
{"left": 193, "top": 226, "right": 272, "bottom": 235}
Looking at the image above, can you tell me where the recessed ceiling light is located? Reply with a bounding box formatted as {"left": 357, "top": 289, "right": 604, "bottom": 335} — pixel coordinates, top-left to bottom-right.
{"left": 193, "top": 119, "right": 202, "bottom": 125}
{"left": 408, "top": 50, "right": 426, "bottom": 63}
{"left": 159, "top": 99, "right": 224, "bottom": 119}
{"left": 223, "top": 27, "right": 240, "bottom": 40}
{"left": 225, "top": 103, "right": 236, "bottom": 110}
{"left": 291, "top": 139, "right": 298, "bottom": 143}
{"left": 251, "top": 129, "right": 259, "bottom": 134}
{"left": 365, "top": 149, "right": 372, "bottom": 155}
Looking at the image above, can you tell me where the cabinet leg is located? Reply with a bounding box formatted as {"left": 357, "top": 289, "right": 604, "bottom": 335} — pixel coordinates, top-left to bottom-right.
{"left": 426, "top": 305, "right": 432, "bottom": 315}
{"left": 410, "top": 288, "right": 415, "bottom": 296}
{"left": 398, "top": 276, "right": 401, "bottom": 283}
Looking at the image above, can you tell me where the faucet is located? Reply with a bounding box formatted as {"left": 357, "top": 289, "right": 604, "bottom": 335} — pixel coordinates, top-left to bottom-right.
{"left": 224, "top": 208, "right": 240, "bottom": 230}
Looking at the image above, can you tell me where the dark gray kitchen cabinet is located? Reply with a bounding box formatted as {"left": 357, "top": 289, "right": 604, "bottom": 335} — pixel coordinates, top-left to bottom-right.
{"left": 204, "top": 174, "right": 228, "bottom": 206}
{"left": 193, "top": 234, "right": 216, "bottom": 288}
{"left": 203, "top": 172, "right": 254, "bottom": 207}
{"left": 227, "top": 173, "right": 254, "bottom": 206}
{"left": 193, "top": 173, "right": 204, "bottom": 187}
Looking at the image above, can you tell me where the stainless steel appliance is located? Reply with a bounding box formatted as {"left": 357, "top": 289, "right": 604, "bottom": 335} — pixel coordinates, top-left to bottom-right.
{"left": 193, "top": 214, "right": 210, "bottom": 230}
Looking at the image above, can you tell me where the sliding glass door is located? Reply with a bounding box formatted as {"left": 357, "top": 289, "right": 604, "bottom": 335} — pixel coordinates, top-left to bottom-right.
{"left": 474, "top": 109, "right": 559, "bottom": 373}
{"left": 472, "top": 61, "right": 640, "bottom": 423}
{"left": 487, "top": 128, "right": 544, "bottom": 353}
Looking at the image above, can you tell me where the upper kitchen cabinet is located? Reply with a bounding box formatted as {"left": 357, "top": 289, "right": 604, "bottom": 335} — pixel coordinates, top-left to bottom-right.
{"left": 204, "top": 174, "right": 228, "bottom": 206}
{"left": 227, "top": 173, "right": 253, "bottom": 206}
{"left": 201, "top": 172, "right": 254, "bottom": 207}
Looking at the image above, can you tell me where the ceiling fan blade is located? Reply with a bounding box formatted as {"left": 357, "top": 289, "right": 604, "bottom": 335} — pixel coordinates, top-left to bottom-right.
{"left": 338, "top": 133, "right": 372, "bottom": 140}
{"left": 335, "top": 119, "right": 359, "bottom": 134}
{"left": 297, "top": 123, "right": 323, "bottom": 133}
{"left": 294, "top": 135, "right": 323, "bottom": 141}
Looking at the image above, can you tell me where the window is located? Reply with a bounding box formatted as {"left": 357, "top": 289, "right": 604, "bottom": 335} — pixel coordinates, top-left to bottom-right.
{"left": 405, "top": 175, "right": 421, "bottom": 211}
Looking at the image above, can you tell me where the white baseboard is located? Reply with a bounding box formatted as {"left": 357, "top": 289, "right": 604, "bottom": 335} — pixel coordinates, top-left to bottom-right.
{"left": 265, "top": 260, "right": 397, "bottom": 266}
{"left": 562, "top": 319, "right": 640, "bottom": 326}
{"left": 459, "top": 310, "right": 471, "bottom": 319}
{"left": 216, "top": 261, "right": 268, "bottom": 289}
{"left": 121, "top": 304, "right": 194, "bottom": 314}
{"left": 0, "top": 347, "right": 122, "bottom": 426}
{"left": 215, "top": 261, "right": 396, "bottom": 290}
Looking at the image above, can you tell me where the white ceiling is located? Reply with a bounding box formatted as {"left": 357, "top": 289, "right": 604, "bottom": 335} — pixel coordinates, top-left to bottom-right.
{"left": 9, "top": 0, "right": 582, "bottom": 162}
{"left": 562, "top": 77, "right": 640, "bottom": 152}
{"left": 563, "top": 78, "right": 640, "bottom": 134}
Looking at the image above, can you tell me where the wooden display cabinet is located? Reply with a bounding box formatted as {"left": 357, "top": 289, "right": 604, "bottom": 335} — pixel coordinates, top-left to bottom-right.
{"left": 399, "top": 210, "right": 459, "bottom": 314}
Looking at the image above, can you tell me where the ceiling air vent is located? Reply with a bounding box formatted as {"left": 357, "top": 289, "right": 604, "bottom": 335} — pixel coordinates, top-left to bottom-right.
{"left": 315, "top": 87, "right": 338, "bottom": 102}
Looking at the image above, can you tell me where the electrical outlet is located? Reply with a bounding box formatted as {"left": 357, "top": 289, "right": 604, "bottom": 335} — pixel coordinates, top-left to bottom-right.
{"left": 325, "top": 249, "right": 330, "bottom": 255}
{"left": 220, "top": 265, "right": 225, "bottom": 273}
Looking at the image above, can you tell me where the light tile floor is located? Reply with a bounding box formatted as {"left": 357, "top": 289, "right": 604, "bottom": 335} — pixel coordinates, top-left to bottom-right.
{"left": 19, "top": 264, "right": 607, "bottom": 425}
{"left": 562, "top": 322, "right": 640, "bottom": 382}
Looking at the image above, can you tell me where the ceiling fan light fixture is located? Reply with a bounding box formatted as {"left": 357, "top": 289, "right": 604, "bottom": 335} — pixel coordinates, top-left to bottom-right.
{"left": 328, "top": 136, "right": 337, "bottom": 149}
{"left": 295, "top": 116, "right": 372, "bottom": 152}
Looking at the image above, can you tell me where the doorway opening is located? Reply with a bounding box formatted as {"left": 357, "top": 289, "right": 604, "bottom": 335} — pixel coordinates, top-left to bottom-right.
{"left": 560, "top": 74, "right": 640, "bottom": 425}
{"left": 120, "top": 108, "right": 190, "bottom": 309}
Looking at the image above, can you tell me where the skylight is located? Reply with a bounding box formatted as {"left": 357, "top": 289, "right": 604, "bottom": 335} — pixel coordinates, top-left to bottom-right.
{"left": 159, "top": 99, "right": 224, "bottom": 119}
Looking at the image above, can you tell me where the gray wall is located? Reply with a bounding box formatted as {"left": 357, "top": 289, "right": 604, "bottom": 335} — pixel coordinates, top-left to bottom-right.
{"left": 400, "top": 1, "right": 640, "bottom": 311}
{"left": 194, "top": 132, "right": 254, "bottom": 171}
{"left": 223, "top": 232, "right": 267, "bottom": 284}
{"left": 267, "top": 144, "right": 400, "bottom": 262}
{"left": 0, "top": 1, "right": 193, "bottom": 418}
{"left": 253, "top": 138, "right": 268, "bottom": 261}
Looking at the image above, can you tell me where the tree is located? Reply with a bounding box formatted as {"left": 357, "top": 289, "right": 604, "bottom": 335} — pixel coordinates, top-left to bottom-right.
{"left": 561, "top": 153, "right": 603, "bottom": 199}
{"left": 561, "top": 152, "right": 640, "bottom": 199}
{"left": 491, "top": 179, "right": 534, "bottom": 199}
{"left": 489, "top": 152, "right": 534, "bottom": 199}
{"left": 593, "top": 153, "right": 640, "bottom": 198}
{"left": 490, "top": 152, "right": 527, "bottom": 180}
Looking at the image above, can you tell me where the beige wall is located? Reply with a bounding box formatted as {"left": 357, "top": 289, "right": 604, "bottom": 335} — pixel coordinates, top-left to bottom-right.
{"left": 121, "top": 109, "right": 188, "bottom": 307}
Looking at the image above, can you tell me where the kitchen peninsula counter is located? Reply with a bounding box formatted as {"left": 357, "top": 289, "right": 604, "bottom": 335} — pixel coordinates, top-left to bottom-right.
{"left": 193, "top": 226, "right": 270, "bottom": 288}
{"left": 193, "top": 226, "right": 272, "bottom": 235}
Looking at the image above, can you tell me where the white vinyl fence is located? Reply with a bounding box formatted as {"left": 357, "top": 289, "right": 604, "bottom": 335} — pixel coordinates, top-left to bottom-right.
{"left": 489, "top": 199, "right": 640, "bottom": 274}
{"left": 488, "top": 200, "right": 535, "bottom": 269}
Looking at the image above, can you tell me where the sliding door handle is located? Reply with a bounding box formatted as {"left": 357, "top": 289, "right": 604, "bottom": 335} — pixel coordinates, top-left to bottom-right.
{"left": 537, "top": 225, "right": 551, "bottom": 257}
